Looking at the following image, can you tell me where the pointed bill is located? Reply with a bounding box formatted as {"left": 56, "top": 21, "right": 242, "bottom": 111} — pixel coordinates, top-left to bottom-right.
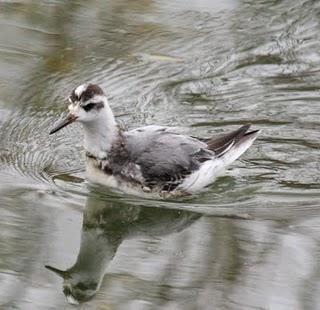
{"left": 45, "top": 265, "right": 69, "bottom": 279}
{"left": 49, "top": 113, "right": 78, "bottom": 135}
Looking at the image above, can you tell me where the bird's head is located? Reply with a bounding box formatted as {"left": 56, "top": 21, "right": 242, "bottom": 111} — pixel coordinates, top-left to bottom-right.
{"left": 50, "top": 83, "right": 107, "bottom": 134}
{"left": 45, "top": 265, "right": 99, "bottom": 305}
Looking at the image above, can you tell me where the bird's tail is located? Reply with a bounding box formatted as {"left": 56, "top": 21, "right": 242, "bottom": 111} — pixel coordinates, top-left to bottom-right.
{"left": 179, "top": 126, "right": 260, "bottom": 193}
{"left": 206, "top": 124, "right": 260, "bottom": 166}
{"left": 219, "top": 129, "right": 260, "bottom": 167}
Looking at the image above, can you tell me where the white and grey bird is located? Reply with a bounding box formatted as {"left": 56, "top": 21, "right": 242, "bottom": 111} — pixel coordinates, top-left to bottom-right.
{"left": 50, "top": 83, "right": 260, "bottom": 197}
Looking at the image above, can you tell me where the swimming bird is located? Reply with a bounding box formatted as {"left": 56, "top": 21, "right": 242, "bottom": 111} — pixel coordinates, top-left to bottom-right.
{"left": 50, "top": 83, "right": 260, "bottom": 197}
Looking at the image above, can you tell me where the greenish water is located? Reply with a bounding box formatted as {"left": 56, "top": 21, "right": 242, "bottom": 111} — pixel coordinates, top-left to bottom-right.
{"left": 0, "top": 0, "right": 320, "bottom": 309}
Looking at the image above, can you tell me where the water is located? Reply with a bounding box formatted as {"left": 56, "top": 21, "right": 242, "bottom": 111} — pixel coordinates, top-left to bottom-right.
{"left": 0, "top": 0, "right": 320, "bottom": 309}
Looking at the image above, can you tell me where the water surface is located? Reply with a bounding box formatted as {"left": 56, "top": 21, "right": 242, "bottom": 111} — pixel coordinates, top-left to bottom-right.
{"left": 0, "top": 0, "right": 320, "bottom": 309}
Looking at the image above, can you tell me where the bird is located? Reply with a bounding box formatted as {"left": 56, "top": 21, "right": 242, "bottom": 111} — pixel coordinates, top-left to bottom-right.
{"left": 49, "top": 83, "right": 260, "bottom": 198}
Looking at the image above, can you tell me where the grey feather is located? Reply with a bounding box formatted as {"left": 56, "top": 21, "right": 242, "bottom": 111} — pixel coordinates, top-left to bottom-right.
{"left": 121, "top": 126, "right": 214, "bottom": 190}
{"left": 90, "top": 124, "right": 258, "bottom": 193}
{"left": 205, "top": 124, "right": 251, "bottom": 156}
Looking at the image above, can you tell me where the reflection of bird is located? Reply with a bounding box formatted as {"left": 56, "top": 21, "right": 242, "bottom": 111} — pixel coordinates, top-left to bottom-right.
{"left": 45, "top": 195, "right": 200, "bottom": 304}
{"left": 50, "top": 84, "right": 260, "bottom": 197}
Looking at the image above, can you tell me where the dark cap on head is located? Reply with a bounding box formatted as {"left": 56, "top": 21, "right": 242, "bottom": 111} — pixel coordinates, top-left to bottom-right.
{"left": 70, "top": 84, "right": 104, "bottom": 103}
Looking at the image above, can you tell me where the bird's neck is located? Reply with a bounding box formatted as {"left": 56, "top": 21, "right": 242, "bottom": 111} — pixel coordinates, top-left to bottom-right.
{"left": 82, "top": 103, "right": 119, "bottom": 159}
{"left": 71, "top": 228, "right": 119, "bottom": 281}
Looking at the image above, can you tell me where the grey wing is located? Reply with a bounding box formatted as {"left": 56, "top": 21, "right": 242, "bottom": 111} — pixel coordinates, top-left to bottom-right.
{"left": 125, "top": 126, "right": 214, "bottom": 190}
{"left": 125, "top": 126, "right": 179, "bottom": 158}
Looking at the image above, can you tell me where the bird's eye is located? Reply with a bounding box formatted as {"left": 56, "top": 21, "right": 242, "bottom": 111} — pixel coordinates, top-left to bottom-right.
{"left": 83, "top": 103, "right": 95, "bottom": 111}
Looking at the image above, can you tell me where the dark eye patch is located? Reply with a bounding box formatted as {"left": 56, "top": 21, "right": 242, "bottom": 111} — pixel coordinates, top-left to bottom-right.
{"left": 83, "top": 103, "right": 95, "bottom": 111}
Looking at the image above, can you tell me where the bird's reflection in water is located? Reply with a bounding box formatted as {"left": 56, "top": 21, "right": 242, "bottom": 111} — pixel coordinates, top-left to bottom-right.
{"left": 45, "top": 193, "right": 201, "bottom": 304}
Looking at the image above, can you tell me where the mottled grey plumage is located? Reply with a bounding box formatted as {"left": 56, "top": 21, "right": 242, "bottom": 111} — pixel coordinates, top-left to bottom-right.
{"left": 50, "top": 83, "right": 260, "bottom": 196}
{"left": 124, "top": 126, "right": 213, "bottom": 190}
{"left": 87, "top": 124, "right": 258, "bottom": 193}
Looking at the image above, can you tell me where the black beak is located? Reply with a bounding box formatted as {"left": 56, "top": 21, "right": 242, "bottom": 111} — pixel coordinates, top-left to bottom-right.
{"left": 45, "top": 265, "right": 70, "bottom": 279}
{"left": 49, "top": 114, "right": 78, "bottom": 135}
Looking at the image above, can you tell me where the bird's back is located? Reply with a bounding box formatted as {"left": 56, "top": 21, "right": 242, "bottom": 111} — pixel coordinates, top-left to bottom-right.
{"left": 124, "top": 126, "right": 215, "bottom": 191}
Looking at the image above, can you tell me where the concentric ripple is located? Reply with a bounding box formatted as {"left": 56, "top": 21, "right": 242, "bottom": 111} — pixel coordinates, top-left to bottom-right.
{"left": 0, "top": 108, "right": 84, "bottom": 185}
{"left": 1, "top": 0, "right": 320, "bottom": 308}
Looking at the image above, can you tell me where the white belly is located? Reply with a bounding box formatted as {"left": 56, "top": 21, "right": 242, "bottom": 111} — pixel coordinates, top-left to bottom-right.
{"left": 86, "top": 158, "right": 119, "bottom": 188}
{"left": 86, "top": 159, "right": 166, "bottom": 198}
{"left": 86, "top": 156, "right": 226, "bottom": 197}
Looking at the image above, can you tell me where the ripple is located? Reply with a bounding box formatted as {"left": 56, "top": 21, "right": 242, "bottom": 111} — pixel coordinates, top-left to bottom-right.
{"left": 2, "top": 1, "right": 320, "bottom": 309}
{"left": 0, "top": 0, "right": 319, "bottom": 212}
{"left": 0, "top": 109, "right": 83, "bottom": 185}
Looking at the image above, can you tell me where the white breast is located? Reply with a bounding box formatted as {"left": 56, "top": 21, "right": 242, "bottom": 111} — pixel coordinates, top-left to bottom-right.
{"left": 86, "top": 158, "right": 119, "bottom": 188}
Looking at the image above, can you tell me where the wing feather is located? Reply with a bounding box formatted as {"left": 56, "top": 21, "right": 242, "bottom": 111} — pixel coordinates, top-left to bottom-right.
{"left": 125, "top": 127, "right": 214, "bottom": 190}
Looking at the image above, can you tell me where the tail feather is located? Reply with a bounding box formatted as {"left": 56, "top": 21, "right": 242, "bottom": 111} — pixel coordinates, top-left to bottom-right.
{"left": 179, "top": 125, "right": 260, "bottom": 193}
{"left": 218, "top": 128, "right": 260, "bottom": 167}
{"left": 206, "top": 124, "right": 259, "bottom": 157}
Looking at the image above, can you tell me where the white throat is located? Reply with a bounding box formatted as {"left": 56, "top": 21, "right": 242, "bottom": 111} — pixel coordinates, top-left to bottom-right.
{"left": 82, "top": 100, "right": 118, "bottom": 158}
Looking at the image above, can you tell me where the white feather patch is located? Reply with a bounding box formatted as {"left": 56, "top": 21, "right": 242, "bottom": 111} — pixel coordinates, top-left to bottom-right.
{"left": 179, "top": 131, "right": 260, "bottom": 193}
{"left": 75, "top": 83, "right": 88, "bottom": 97}
{"left": 178, "top": 158, "right": 226, "bottom": 193}
{"left": 66, "top": 295, "right": 79, "bottom": 305}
